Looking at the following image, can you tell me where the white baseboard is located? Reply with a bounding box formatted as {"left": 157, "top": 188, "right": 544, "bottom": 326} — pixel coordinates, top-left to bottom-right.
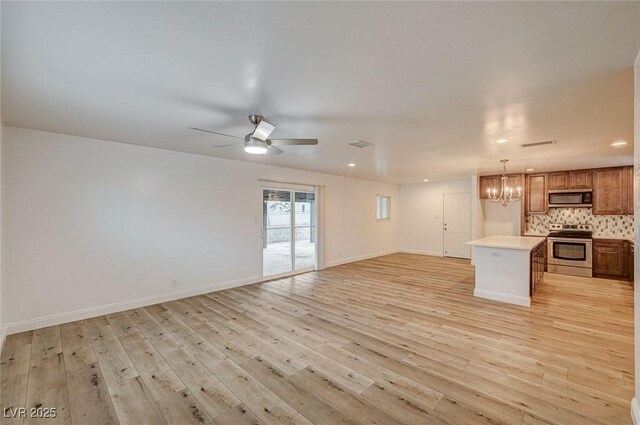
{"left": 632, "top": 398, "right": 640, "bottom": 425}
{"left": 325, "top": 249, "right": 400, "bottom": 268}
{"left": 4, "top": 250, "right": 404, "bottom": 336}
{"left": 473, "top": 289, "right": 531, "bottom": 307}
{"left": 5, "top": 275, "right": 261, "bottom": 335}
{"left": 398, "top": 248, "right": 443, "bottom": 257}
{"left": 2, "top": 248, "right": 450, "bottom": 336}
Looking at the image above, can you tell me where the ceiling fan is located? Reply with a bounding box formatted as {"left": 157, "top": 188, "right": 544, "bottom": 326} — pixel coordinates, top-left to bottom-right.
{"left": 190, "top": 115, "right": 318, "bottom": 155}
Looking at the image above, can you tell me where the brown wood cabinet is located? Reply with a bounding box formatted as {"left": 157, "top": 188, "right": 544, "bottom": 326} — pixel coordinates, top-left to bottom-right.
{"left": 530, "top": 241, "right": 545, "bottom": 295}
{"left": 548, "top": 170, "right": 592, "bottom": 190}
{"left": 569, "top": 170, "right": 593, "bottom": 189}
{"left": 547, "top": 171, "right": 569, "bottom": 190}
{"left": 479, "top": 174, "right": 523, "bottom": 199}
{"left": 548, "top": 172, "right": 569, "bottom": 190}
{"left": 593, "top": 167, "right": 628, "bottom": 215}
{"left": 479, "top": 175, "right": 498, "bottom": 199}
{"left": 625, "top": 240, "right": 634, "bottom": 282}
{"left": 626, "top": 166, "right": 634, "bottom": 215}
{"left": 593, "top": 239, "right": 626, "bottom": 278}
{"left": 506, "top": 174, "right": 524, "bottom": 191}
{"left": 485, "top": 166, "right": 631, "bottom": 218}
{"left": 526, "top": 174, "right": 547, "bottom": 215}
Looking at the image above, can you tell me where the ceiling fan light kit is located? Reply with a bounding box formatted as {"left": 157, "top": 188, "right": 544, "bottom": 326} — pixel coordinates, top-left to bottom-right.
{"left": 190, "top": 114, "right": 318, "bottom": 155}
{"left": 244, "top": 138, "right": 268, "bottom": 154}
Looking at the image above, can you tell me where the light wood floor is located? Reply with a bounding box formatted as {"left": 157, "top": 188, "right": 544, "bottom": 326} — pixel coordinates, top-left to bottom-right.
{"left": 1, "top": 253, "right": 634, "bottom": 425}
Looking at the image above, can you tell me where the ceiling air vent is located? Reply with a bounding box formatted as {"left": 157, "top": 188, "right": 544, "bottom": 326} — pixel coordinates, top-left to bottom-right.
{"left": 521, "top": 139, "right": 556, "bottom": 148}
{"left": 348, "top": 140, "right": 374, "bottom": 148}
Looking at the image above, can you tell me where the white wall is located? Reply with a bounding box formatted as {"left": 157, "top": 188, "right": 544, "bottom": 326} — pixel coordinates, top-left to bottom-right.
{"left": 3, "top": 127, "right": 400, "bottom": 332}
{"left": 470, "top": 175, "right": 484, "bottom": 264}
{"left": 632, "top": 49, "right": 640, "bottom": 424}
{"left": 399, "top": 179, "right": 471, "bottom": 256}
{"left": 0, "top": 128, "right": 2, "bottom": 347}
{"left": 482, "top": 200, "right": 521, "bottom": 237}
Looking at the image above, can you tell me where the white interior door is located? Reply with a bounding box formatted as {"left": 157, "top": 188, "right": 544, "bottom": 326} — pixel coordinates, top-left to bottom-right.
{"left": 443, "top": 193, "right": 471, "bottom": 259}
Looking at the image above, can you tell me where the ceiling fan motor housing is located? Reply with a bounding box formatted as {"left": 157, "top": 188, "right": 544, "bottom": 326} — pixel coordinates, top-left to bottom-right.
{"left": 248, "top": 114, "right": 264, "bottom": 125}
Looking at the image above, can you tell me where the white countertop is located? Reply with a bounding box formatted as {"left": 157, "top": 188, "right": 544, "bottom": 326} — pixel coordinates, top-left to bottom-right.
{"left": 466, "top": 235, "right": 546, "bottom": 251}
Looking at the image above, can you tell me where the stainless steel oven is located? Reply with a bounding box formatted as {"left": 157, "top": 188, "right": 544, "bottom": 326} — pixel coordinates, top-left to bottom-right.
{"left": 547, "top": 237, "right": 593, "bottom": 277}
{"left": 547, "top": 223, "right": 593, "bottom": 277}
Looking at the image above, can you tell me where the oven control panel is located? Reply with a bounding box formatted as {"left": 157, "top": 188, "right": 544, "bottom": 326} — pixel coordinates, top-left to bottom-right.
{"left": 549, "top": 223, "right": 592, "bottom": 231}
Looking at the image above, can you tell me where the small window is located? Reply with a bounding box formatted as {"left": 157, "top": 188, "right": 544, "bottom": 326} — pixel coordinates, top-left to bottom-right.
{"left": 377, "top": 195, "right": 391, "bottom": 220}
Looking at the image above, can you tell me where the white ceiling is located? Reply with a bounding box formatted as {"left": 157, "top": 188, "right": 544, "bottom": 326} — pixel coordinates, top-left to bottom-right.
{"left": 2, "top": 2, "right": 640, "bottom": 184}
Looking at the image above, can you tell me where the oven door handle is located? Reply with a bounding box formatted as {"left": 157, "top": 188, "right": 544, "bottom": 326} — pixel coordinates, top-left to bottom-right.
{"left": 548, "top": 237, "right": 592, "bottom": 244}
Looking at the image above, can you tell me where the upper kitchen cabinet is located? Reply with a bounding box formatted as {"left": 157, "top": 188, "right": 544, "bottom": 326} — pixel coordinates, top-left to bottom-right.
{"left": 548, "top": 172, "right": 570, "bottom": 190}
{"left": 479, "top": 174, "right": 523, "bottom": 199}
{"left": 526, "top": 174, "right": 547, "bottom": 215}
{"left": 569, "top": 170, "right": 593, "bottom": 189}
{"left": 548, "top": 170, "right": 592, "bottom": 190}
{"left": 593, "top": 167, "right": 628, "bottom": 215}
{"left": 479, "top": 175, "right": 498, "bottom": 199}
{"left": 506, "top": 174, "right": 524, "bottom": 191}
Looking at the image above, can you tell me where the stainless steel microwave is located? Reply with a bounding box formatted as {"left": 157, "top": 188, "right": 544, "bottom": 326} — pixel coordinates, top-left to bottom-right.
{"left": 548, "top": 190, "right": 592, "bottom": 208}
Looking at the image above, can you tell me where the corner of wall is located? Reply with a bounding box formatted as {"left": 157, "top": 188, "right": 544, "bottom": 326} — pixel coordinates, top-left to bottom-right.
{"left": 0, "top": 0, "right": 4, "bottom": 353}
{"left": 0, "top": 123, "right": 5, "bottom": 351}
{"left": 470, "top": 175, "right": 482, "bottom": 264}
{"left": 633, "top": 47, "right": 639, "bottom": 417}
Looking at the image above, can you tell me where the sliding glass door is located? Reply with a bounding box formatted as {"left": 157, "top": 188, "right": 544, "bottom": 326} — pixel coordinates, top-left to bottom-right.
{"left": 262, "top": 188, "right": 316, "bottom": 278}
{"left": 294, "top": 191, "right": 316, "bottom": 271}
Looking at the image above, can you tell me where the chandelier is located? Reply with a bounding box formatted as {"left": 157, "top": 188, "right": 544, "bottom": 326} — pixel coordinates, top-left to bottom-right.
{"left": 487, "top": 159, "right": 522, "bottom": 207}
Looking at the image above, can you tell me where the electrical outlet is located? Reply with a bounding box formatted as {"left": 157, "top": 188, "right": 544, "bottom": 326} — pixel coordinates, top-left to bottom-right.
{"left": 491, "top": 252, "right": 501, "bottom": 257}
{"left": 171, "top": 279, "right": 178, "bottom": 288}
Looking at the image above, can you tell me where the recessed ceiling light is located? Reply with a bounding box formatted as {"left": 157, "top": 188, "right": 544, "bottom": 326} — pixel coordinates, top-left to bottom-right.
{"left": 526, "top": 168, "right": 535, "bottom": 172}
{"left": 423, "top": 179, "right": 429, "bottom": 182}
{"left": 612, "top": 141, "right": 627, "bottom": 147}
{"left": 496, "top": 139, "right": 508, "bottom": 144}
{"left": 348, "top": 163, "right": 356, "bottom": 167}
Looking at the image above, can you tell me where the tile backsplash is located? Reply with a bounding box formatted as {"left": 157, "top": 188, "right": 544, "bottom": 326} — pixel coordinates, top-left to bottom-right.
{"left": 525, "top": 208, "right": 634, "bottom": 239}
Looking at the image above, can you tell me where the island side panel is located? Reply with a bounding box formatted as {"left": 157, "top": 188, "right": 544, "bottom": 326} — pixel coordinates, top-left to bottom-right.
{"left": 472, "top": 245, "right": 532, "bottom": 307}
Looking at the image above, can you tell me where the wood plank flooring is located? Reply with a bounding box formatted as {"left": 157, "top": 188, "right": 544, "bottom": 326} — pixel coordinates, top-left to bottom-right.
{"left": 1, "top": 253, "right": 634, "bottom": 425}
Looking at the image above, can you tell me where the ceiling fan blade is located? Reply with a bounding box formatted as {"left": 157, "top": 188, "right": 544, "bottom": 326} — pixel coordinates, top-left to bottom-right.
{"left": 252, "top": 120, "right": 276, "bottom": 141}
{"left": 268, "top": 139, "right": 319, "bottom": 146}
{"left": 269, "top": 145, "right": 285, "bottom": 155}
{"left": 212, "top": 143, "right": 241, "bottom": 149}
{"left": 189, "top": 127, "right": 244, "bottom": 140}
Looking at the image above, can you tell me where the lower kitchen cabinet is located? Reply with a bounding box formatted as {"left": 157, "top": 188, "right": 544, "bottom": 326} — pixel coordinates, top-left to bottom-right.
{"left": 593, "top": 239, "right": 630, "bottom": 280}
{"left": 626, "top": 166, "right": 634, "bottom": 215}
{"left": 626, "top": 240, "right": 634, "bottom": 282}
{"left": 530, "top": 241, "right": 545, "bottom": 295}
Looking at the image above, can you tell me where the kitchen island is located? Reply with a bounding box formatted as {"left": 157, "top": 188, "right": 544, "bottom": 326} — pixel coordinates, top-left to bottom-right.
{"left": 466, "top": 235, "right": 546, "bottom": 307}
